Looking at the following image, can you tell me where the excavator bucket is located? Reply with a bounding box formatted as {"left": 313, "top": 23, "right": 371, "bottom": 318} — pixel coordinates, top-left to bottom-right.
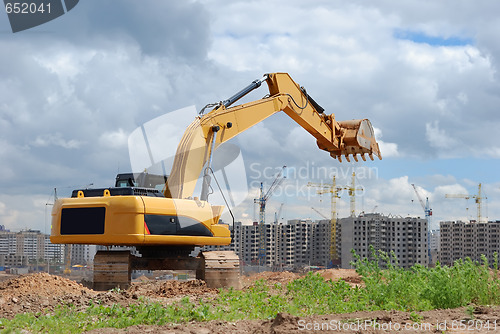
{"left": 332, "top": 119, "right": 382, "bottom": 162}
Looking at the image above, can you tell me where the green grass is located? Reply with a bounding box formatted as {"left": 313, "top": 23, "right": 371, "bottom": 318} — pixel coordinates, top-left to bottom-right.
{"left": 352, "top": 248, "right": 500, "bottom": 311}
{"left": 2, "top": 250, "right": 500, "bottom": 333}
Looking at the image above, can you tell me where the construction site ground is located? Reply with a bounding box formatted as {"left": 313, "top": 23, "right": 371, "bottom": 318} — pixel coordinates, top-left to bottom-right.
{"left": 0, "top": 270, "right": 499, "bottom": 333}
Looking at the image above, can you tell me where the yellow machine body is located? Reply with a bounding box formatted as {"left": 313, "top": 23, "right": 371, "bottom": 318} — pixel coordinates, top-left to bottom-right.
{"left": 51, "top": 194, "right": 230, "bottom": 246}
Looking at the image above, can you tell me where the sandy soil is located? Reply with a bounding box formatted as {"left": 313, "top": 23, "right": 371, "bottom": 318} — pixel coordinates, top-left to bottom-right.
{"left": 0, "top": 270, "right": 498, "bottom": 333}
{"left": 0, "top": 273, "right": 217, "bottom": 319}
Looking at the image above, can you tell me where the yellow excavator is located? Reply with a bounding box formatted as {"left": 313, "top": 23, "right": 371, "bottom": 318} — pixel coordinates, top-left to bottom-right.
{"left": 50, "top": 73, "right": 382, "bottom": 289}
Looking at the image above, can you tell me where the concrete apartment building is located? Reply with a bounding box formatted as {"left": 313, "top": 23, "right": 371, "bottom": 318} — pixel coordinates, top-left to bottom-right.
{"left": 0, "top": 229, "right": 65, "bottom": 267}
{"left": 429, "top": 229, "right": 440, "bottom": 265}
{"left": 0, "top": 229, "right": 97, "bottom": 268}
{"left": 439, "top": 221, "right": 500, "bottom": 266}
{"left": 208, "top": 215, "right": 429, "bottom": 270}
{"left": 337, "top": 213, "right": 428, "bottom": 269}
{"left": 205, "top": 219, "right": 331, "bottom": 270}
{"left": 71, "top": 244, "right": 97, "bottom": 266}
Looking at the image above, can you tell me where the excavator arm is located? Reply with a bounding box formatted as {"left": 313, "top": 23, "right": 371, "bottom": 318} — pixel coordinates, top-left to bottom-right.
{"left": 165, "top": 72, "right": 382, "bottom": 200}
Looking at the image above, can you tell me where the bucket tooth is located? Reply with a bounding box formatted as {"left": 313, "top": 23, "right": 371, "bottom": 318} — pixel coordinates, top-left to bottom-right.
{"left": 336, "top": 118, "right": 382, "bottom": 161}
{"left": 361, "top": 154, "right": 366, "bottom": 161}
{"left": 369, "top": 153, "right": 374, "bottom": 161}
{"left": 353, "top": 154, "right": 359, "bottom": 162}
{"left": 345, "top": 155, "right": 350, "bottom": 162}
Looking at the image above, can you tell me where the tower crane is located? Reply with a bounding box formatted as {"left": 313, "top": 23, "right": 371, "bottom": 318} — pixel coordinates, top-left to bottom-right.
{"left": 307, "top": 176, "right": 342, "bottom": 262}
{"left": 254, "top": 166, "right": 286, "bottom": 266}
{"left": 411, "top": 183, "right": 432, "bottom": 260}
{"left": 445, "top": 183, "right": 486, "bottom": 223}
{"left": 341, "top": 172, "right": 363, "bottom": 217}
{"left": 411, "top": 184, "right": 432, "bottom": 223}
{"left": 311, "top": 207, "right": 329, "bottom": 220}
{"left": 272, "top": 202, "right": 285, "bottom": 270}
{"left": 274, "top": 203, "right": 285, "bottom": 223}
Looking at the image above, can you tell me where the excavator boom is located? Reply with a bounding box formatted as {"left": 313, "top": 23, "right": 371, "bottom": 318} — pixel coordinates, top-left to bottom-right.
{"left": 166, "top": 73, "right": 381, "bottom": 199}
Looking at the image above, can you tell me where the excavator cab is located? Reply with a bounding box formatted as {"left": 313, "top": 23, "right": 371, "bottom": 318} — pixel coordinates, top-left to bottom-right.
{"left": 115, "top": 172, "right": 168, "bottom": 189}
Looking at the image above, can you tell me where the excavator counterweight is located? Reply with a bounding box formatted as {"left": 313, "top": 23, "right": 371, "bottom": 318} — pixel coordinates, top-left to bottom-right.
{"left": 50, "top": 72, "right": 382, "bottom": 290}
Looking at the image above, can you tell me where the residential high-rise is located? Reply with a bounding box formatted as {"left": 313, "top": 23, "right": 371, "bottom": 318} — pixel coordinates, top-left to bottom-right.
{"left": 71, "top": 244, "right": 97, "bottom": 266}
{"left": 337, "top": 214, "right": 428, "bottom": 268}
{"left": 429, "top": 229, "right": 440, "bottom": 266}
{"left": 204, "top": 219, "right": 331, "bottom": 270}
{"left": 439, "top": 221, "right": 500, "bottom": 266}
{"left": 209, "top": 215, "right": 430, "bottom": 270}
{"left": 0, "top": 230, "right": 64, "bottom": 266}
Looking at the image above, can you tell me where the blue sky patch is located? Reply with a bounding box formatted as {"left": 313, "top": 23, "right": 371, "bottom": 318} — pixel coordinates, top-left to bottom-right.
{"left": 394, "top": 29, "right": 473, "bottom": 46}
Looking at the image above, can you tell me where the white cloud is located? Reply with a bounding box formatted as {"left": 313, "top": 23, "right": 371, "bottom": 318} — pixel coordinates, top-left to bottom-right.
{"left": 99, "top": 128, "right": 128, "bottom": 149}
{"left": 0, "top": 195, "right": 51, "bottom": 232}
{"left": 374, "top": 128, "right": 399, "bottom": 158}
{"left": 425, "top": 121, "right": 458, "bottom": 151}
{"left": 34, "top": 48, "right": 97, "bottom": 80}
{"left": 237, "top": 123, "right": 283, "bottom": 161}
{"left": 31, "top": 133, "right": 83, "bottom": 149}
{"left": 435, "top": 184, "right": 469, "bottom": 198}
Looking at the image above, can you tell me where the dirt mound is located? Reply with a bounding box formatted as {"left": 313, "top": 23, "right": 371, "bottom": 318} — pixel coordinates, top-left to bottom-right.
{"left": 0, "top": 273, "right": 97, "bottom": 318}
{"left": 0, "top": 274, "right": 217, "bottom": 319}
{"left": 134, "top": 275, "right": 149, "bottom": 282}
{"left": 0, "top": 270, "right": 360, "bottom": 320}
{"left": 242, "top": 271, "right": 301, "bottom": 287}
{"left": 242, "top": 269, "right": 361, "bottom": 288}
{"left": 317, "top": 269, "right": 362, "bottom": 286}
{"left": 0, "top": 272, "right": 94, "bottom": 298}
{"left": 128, "top": 279, "right": 218, "bottom": 298}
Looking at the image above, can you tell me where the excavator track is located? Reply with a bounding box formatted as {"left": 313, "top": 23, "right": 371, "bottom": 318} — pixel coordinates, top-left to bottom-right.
{"left": 199, "top": 251, "right": 241, "bottom": 289}
{"left": 92, "top": 250, "right": 240, "bottom": 291}
{"left": 93, "top": 250, "right": 132, "bottom": 291}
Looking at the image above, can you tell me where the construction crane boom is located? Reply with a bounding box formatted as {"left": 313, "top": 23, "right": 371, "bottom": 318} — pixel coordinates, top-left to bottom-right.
{"left": 411, "top": 183, "right": 432, "bottom": 262}
{"left": 255, "top": 166, "right": 286, "bottom": 266}
{"left": 311, "top": 207, "right": 329, "bottom": 220}
{"left": 275, "top": 203, "right": 285, "bottom": 223}
{"left": 341, "top": 172, "right": 363, "bottom": 217}
{"left": 411, "top": 184, "right": 432, "bottom": 220}
{"left": 308, "top": 176, "right": 342, "bottom": 263}
{"left": 445, "top": 183, "right": 486, "bottom": 222}
{"left": 411, "top": 184, "right": 426, "bottom": 211}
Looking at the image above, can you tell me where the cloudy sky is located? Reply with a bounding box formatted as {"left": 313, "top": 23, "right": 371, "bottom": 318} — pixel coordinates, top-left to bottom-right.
{"left": 1, "top": 0, "right": 499, "bottom": 232}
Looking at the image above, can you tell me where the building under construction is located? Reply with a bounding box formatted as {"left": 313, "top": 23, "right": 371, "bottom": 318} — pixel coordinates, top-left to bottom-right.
{"left": 206, "top": 213, "right": 430, "bottom": 270}
{"left": 205, "top": 219, "right": 331, "bottom": 270}
{"left": 439, "top": 220, "right": 500, "bottom": 266}
{"left": 337, "top": 213, "right": 428, "bottom": 268}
